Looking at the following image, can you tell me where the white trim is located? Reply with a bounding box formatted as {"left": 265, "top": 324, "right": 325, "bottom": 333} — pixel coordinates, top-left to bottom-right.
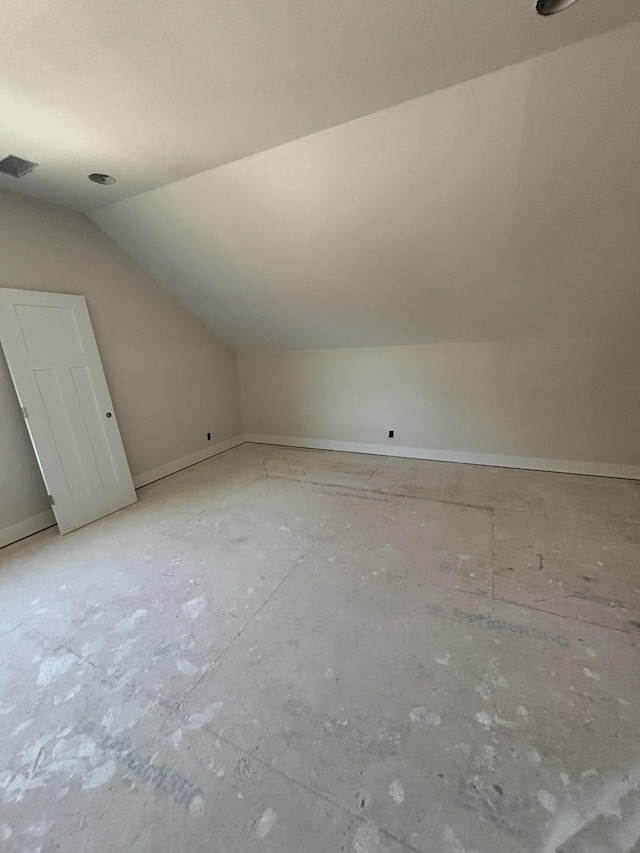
{"left": 245, "top": 434, "right": 640, "bottom": 480}
{"left": 132, "top": 434, "right": 246, "bottom": 488}
{"left": 0, "top": 509, "right": 56, "bottom": 549}
{"left": 4, "top": 431, "right": 637, "bottom": 549}
{"left": 1, "top": 435, "right": 247, "bottom": 549}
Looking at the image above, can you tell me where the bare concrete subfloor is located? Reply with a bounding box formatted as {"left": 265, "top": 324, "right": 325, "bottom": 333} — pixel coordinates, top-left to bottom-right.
{"left": 1, "top": 443, "right": 640, "bottom": 853}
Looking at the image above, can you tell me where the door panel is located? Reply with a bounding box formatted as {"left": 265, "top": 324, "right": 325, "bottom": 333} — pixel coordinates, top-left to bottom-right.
{"left": 0, "top": 288, "right": 137, "bottom": 534}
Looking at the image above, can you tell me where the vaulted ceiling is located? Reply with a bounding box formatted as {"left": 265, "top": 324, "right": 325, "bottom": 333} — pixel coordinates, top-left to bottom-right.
{"left": 91, "top": 22, "right": 640, "bottom": 351}
{"left": 3, "top": 3, "right": 640, "bottom": 351}
{"left": 2, "top": 0, "right": 639, "bottom": 211}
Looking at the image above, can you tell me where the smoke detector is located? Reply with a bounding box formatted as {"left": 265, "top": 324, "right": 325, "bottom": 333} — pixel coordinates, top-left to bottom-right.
{"left": 0, "top": 155, "right": 39, "bottom": 178}
{"left": 89, "top": 173, "right": 116, "bottom": 185}
{"left": 536, "top": 0, "right": 581, "bottom": 15}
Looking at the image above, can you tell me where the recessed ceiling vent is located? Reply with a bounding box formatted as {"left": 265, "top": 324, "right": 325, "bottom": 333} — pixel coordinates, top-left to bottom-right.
{"left": 89, "top": 173, "right": 116, "bottom": 185}
{"left": 536, "top": 0, "right": 580, "bottom": 15}
{"left": 0, "top": 155, "right": 39, "bottom": 178}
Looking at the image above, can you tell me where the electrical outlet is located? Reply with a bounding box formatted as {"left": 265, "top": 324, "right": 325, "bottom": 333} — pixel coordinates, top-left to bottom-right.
{"left": 388, "top": 430, "right": 394, "bottom": 438}
{"left": 207, "top": 432, "right": 211, "bottom": 441}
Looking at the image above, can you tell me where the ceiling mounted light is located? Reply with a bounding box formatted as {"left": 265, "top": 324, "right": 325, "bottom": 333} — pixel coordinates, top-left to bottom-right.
{"left": 0, "top": 154, "right": 39, "bottom": 178}
{"left": 536, "top": 0, "right": 581, "bottom": 15}
{"left": 89, "top": 173, "right": 116, "bottom": 185}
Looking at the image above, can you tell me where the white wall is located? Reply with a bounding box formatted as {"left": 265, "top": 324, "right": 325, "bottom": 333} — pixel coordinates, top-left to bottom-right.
{"left": 0, "top": 189, "right": 242, "bottom": 543}
{"left": 240, "top": 339, "right": 640, "bottom": 476}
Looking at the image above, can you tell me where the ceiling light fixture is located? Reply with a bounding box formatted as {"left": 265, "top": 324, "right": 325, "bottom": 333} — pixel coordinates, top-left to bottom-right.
{"left": 89, "top": 173, "right": 116, "bottom": 185}
{"left": 536, "top": 0, "right": 581, "bottom": 15}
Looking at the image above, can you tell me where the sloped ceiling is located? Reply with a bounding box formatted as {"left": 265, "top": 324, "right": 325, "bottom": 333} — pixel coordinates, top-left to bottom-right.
{"left": 2, "top": 0, "right": 640, "bottom": 211}
{"left": 91, "top": 23, "right": 640, "bottom": 351}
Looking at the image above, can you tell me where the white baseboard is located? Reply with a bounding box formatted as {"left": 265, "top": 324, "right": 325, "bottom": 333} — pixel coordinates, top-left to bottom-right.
{"left": 132, "top": 434, "right": 246, "bottom": 489}
{"left": 0, "top": 436, "right": 247, "bottom": 550}
{"left": 245, "top": 434, "right": 640, "bottom": 480}
{"left": 1, "top": 436, "right": 247, "bottom": 550}
{"left": 4, "top": 431, "right": 636, "bottom": 550}
{"left": 0, "top": 509, "right": 56, "bottom": 549}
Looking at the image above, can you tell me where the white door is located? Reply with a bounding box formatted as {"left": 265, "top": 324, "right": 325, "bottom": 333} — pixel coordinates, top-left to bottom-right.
{"left": 0, "top": 288, "right": 137, "bottom": 534}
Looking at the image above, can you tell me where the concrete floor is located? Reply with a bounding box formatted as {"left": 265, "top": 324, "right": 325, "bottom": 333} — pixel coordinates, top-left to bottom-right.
{"left": 1, "top": 443, "right": 640, "bottom": 853}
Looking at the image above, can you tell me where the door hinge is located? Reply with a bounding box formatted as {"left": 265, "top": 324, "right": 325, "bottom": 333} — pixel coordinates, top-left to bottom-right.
{"left": 48, "top": 494, "right": 55, "bottom": 506}
{"left": 21, "top": 406, "right": 28, "bottom": 419}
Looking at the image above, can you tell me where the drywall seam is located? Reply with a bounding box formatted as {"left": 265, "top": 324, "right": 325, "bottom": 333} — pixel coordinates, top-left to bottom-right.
{"left": 245, "top": 434, "right": 640, "bottom": 481}
{"left": 0, "top": 509, "right": 56, "bottom": 549}
{"left": 132, "top": 434, "right": 246, "bottom": 488}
